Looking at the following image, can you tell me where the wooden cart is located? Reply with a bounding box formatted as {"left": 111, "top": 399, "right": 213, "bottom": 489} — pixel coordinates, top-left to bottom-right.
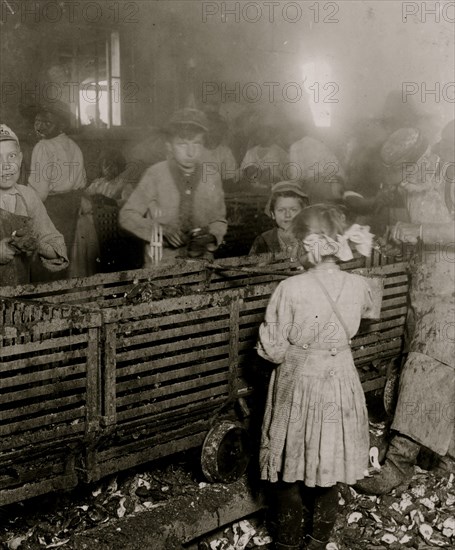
{"left": 0, "top": 251, "right": 408, "bottom": 505}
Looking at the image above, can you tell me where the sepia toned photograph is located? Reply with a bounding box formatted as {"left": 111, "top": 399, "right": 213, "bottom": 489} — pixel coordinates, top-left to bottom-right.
{"left": 0, "top": 1, "right": 454, "bottom": 548}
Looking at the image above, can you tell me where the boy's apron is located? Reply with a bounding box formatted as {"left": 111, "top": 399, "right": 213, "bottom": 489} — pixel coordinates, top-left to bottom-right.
{"left": 0, "top": 209, "right": 31, "bottom": 286}
{"left": 30, "top": 190, "right": 82, "bottom": 283}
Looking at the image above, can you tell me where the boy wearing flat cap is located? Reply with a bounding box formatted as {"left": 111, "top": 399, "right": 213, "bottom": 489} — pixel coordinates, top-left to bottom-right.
{"left": 249, "top": 180, "right": 309, "bottom": 256}
{"left": 120, "top": 108, "right": 227, "bottom": 265}
{"left": 0, "top": 124, "right": 68, "bottom": 286}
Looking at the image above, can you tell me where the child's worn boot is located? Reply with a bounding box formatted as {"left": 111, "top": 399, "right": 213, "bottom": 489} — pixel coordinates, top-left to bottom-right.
{"left": 354, "top": 434, "right": 420, "bottom": 495}
{"left": 304, "top": 534, "right": 328, "bottom": 549}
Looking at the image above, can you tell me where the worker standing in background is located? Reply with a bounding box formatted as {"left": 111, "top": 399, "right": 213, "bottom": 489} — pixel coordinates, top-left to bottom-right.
{"left": 356, "top": 123, "right": 455, "bottom": 495}
{"left": 24, "top": 100, "right": 86, "bottom": 202}
{"left": 21, "top": 100, "right": 86, "bottom": 281}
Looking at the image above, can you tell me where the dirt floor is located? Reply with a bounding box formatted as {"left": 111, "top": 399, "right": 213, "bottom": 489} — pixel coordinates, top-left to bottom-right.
{"left": 1, "top": 445, "right": 454, "bottom": 550}
{"left": 1, "top": 396, "right": 454, "bottom": 550}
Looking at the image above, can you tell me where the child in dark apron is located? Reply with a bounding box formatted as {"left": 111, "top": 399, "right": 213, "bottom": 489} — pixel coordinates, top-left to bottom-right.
{"left": 257, "top": 204, "right": 378, "bottom": 549}
{"left": 0, "top": 124, "right": 68, "bottom": 286}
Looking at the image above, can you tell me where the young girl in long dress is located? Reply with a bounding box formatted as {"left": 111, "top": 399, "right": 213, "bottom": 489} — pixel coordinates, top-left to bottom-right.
{"left": 257, "top": 204, "right": 377, "bottom": 549}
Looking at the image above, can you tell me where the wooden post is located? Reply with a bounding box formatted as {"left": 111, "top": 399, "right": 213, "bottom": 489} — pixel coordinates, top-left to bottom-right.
{"left": 228, "top": 294, "right": 240, "bottom": 398}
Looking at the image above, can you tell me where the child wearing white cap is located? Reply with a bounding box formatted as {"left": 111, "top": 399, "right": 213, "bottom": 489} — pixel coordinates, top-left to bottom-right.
{"left": 0, "top": 124, "right": 68, "bottom": 286}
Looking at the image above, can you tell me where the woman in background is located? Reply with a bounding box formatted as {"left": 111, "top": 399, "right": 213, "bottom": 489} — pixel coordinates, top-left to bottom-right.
{"left": 69, "top": 149, "right": 135, "bottom": 278}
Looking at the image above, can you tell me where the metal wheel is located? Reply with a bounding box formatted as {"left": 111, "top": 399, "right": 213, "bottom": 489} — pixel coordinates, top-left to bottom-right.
{"left": 201, "top": 420, "right": 251, "bottom": 483}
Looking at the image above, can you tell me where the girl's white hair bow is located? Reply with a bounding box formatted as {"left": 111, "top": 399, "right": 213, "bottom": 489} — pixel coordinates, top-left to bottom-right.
{"left": 302, "top": 224, "right": 373, "bottom": 265}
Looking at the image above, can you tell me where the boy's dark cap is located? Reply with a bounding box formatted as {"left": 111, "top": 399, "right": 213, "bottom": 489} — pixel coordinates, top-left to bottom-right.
{"left": 264, "top": 180, "right": 309, "bottom": 217}
{"left": 166, "top": 108, "right": 209, "bottom": 133}
{"left": 19, "top": 99, "right": 72, "bottom": 128}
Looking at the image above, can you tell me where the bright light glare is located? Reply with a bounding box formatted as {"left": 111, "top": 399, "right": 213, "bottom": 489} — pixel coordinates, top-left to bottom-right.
{"left": 302, "top": 61, "right": 333, "bottom": 127}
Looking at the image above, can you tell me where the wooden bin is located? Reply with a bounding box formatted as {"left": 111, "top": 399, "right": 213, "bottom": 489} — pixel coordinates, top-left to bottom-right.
{"left": 0, "top": 251, "right": 409, "bottom": 504}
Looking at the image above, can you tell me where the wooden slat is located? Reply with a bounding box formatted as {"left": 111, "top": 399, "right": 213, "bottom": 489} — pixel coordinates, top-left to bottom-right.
{"left": 119, "top": 305, "right": 229, "bottom": 334}
{"left": 116, "top": 344, "right": 230, "bottom": 378}
{"left": 0, "top": 333, "right": 87, "bottom": 358}
{"left": 116, "top": 358, "right": 228, "bottom": 393}
{"left": 101, "top": 288, "right": 239, "bottom": 323}
{"left": 381, "top": 296, "right": 408, "bottom": 308}
{"left": 352, "top": 326, "right": 404, "bottom": 348}
{"left": 117, "top": 371, "right": 230, "bottom": 407}
{"left": 379, "top": 306, "right": 407, "bottom": 319}
{"left": 228, "top": 297, "right": 241, "bottom": 395}
{"left": 240, "top": 298, "right": 273, "bottom": 312}
{"left": 116, "top": 331, "right": 230, "bottom": 362}
{"left": 351, "top": 262, "right": 408, "bottom": 276}
{"left": 116, "top": 385, "right": 229, "bottom": 423}
{"left": 0, "top": 378, "right": 86, "bottom": 404}
{"left": 117, "top": 317, "right": 230, "bottom": 349}
{"left": 383, "top": 274, "right": 409, "bottom": 285}
{"left": 112, "top": 395, "right": 226, "bottom": 436}
{"left": 95, "top": 431, "right": 207, "bottom": 481}
{"left": 382, "top": 284, "right": 408, "bottom": 297}
{"left": 362, "top": 376, "right": 387, "bottom": 393}
{"left": 0, "top": 348, "right": 87, "bottom": 374}
{"left": 102, "top": 414, "right": 215, "bottom": 461}
{"left": 208, "top": 275, "right": 289, "bottom": 291}
{"left": 0, "top": 394, "right": 82, "bottom": 422}
{"left": 359, "top": 316, "right": 406, "bottom": 333}
{"left": 353, "top": 340, "right": 402, "bottom": 360}
{"left": 85, "top": 327, "right": 100, "bottom": 430}
{"left": 0, "top": 406, "right": 85, "bottom": 437}
{"left": 2, "top": 262, "right": 209, "bottom": 299}
{"left": 103, "top": 323, "right": 117, "bottom": 426}
{"left": 0, "top": 362, "right": 86, "bottom": 389}
{"left": 0, "top": 419, "right": 85, "bottom": 453}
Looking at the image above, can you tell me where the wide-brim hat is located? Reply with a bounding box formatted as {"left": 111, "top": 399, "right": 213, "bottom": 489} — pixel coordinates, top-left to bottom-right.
{"left": 381, "top": 128, "right": 429, "bottom": 187}
{"left": 381, "top": 128, "right": 428, "bottom": 166}
{"left": 264, "top": 180, "right": 309, "bottom": 217}
{"left": 19, "top": 99, "right": 73, "bottom": 129}
{"left": 165, "top": 108, "right": 209, "bottom": 134}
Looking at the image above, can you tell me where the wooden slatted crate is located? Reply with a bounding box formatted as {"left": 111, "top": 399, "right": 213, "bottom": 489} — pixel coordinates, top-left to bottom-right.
{"left": 0, "top": 298, "right": 102, "bottom": 505}
{"left": 0, "top": 251, "right": 409, "bottom": 504}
